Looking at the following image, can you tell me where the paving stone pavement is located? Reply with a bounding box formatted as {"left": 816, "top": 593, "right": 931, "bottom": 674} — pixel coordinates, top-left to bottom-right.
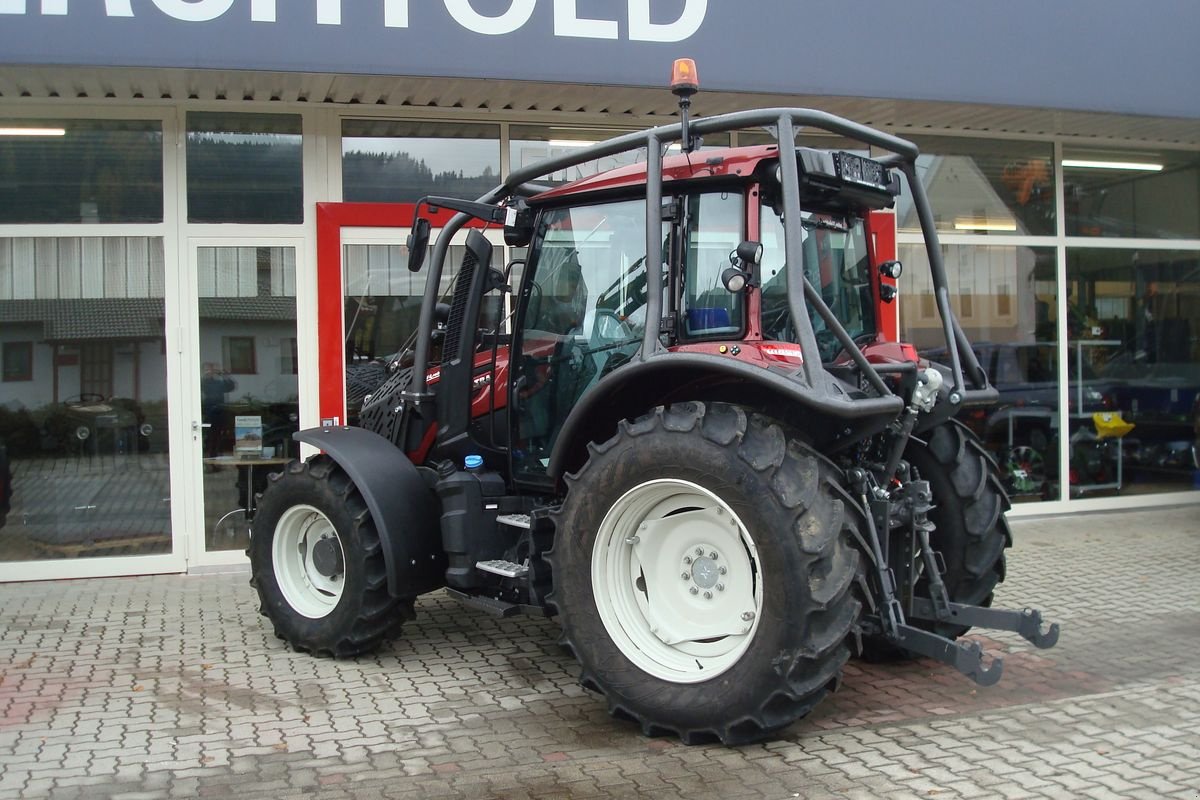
{"left": 0, "top": 506, "right": 1198, "bottom": 799}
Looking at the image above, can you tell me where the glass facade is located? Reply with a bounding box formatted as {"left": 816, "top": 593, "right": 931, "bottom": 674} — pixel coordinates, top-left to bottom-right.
{"left": 1064, "top": 148, "right": 1200, "bottom": 239}
{"left": 0, "top": 120, "right": 163, "bottom": 224}
{"left": 342, "top": 120, "right": 500, "bottom": 203}
{"left": 1065, "top": 248, "right": 1200, "bottom": 495}
{"left": 895, "top": 137, "right": 1056, "bottom": 236}
{"left": 901, "top": 244, "right": 1061, "bottom": 501}
{"left": 196, "top": 246, "right": 300, "bottom": 552}
{"left": 186, "top": 113, "right": 303, "bottom": 224}
{"left": 0, "top": 236, "right": 172, "bottom": 560}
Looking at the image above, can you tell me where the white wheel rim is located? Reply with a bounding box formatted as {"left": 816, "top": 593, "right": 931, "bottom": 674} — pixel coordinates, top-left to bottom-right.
{"left": 591, "top": 478, "right": 763, "bottom": 684}
{"left": 272, "top": 504, "right": 346, "bottom": 619}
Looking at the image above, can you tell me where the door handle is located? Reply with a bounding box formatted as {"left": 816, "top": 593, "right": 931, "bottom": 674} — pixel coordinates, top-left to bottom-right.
{"left": 192, "top": 421, "right": 212, "bottom": 433}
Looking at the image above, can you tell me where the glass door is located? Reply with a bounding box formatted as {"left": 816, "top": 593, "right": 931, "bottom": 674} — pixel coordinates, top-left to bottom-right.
{"left": 186, "top": 239, "right": 303, "bottom": 564}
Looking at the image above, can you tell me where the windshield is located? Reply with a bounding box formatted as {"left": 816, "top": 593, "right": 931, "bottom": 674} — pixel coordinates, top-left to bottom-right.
{"left": 760, "top": 206, "right": 877, "bottom": 362}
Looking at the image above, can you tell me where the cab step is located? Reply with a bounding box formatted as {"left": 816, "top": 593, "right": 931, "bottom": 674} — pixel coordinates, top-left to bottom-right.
{"left": 475, "top": 559, "right": 529, "bottom": 578}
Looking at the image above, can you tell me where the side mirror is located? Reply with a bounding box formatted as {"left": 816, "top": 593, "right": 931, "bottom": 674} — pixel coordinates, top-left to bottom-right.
{"left": 406, "top": 218, "right": 431, "bottom": 273}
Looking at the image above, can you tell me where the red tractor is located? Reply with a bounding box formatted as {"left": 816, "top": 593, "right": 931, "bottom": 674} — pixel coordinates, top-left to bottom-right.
{"left": 250, "top": 61, "right": 1058, "bottom": 744}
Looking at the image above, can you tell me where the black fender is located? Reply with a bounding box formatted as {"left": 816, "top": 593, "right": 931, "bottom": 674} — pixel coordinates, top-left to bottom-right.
{"left": 548, "top": 352, "right": 904, "bottom": 478}
{"left": 294, "top": 426, "right": 445, "bottom": 598}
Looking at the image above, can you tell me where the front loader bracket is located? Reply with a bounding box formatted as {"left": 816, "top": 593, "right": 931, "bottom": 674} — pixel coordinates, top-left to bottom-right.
{"left": 909, "top": 598, "right": 1061, "bottom": 649}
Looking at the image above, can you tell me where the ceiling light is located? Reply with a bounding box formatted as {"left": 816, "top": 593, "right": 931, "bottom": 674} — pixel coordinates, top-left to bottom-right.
{"left": 1062, "top": 159, "right": 1163, "bottom": 172}
{"left": 954, "top": 218, "right": 1017, "bottom": 232}
{"left": 547, "top": 139, "right": 596, "bottom": 148}
{"left": 0, "top": 127, "right": 66, "bottom": 136}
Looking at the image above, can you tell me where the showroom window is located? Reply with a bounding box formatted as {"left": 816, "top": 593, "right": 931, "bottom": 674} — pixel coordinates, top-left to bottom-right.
{"left": 511, "top": 125, "right": 730, "bottom": 186}
{"left": 894, "top": 137, "right": 1056, "bottom": 237}
{"left": 186, "top": 113, "right": 303, "bottom": 224}
{"left": 342, "top": 120, "right": 500, "bottom": 203}
{"left": 0, "top": 235, "right": 171, "bottom": 562}
{"left": 1065, "top": 247, "right": 1200, "bottom": 496}
{"left": 899, "top": 244, "right": 1060, "bottom": 501}
{"left": 1064, "top": 148, "right": 1200, "bottom": 239}
{"left": 0, "top": 119, "right": 163, "bottom": 224}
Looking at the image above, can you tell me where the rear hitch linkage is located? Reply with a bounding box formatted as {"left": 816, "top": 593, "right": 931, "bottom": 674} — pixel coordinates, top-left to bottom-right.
{"left": 848, "top": 468, "right": 1060, "bottom": 687}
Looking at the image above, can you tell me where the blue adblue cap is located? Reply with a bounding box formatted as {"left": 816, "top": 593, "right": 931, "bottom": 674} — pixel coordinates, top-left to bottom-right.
{"left": 464, "top": 454, "right": 484, "bottom": 470}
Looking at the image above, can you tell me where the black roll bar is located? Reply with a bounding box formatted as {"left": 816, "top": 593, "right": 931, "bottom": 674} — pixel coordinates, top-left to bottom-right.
{"left": 401, "top": 107, "right": 977, "bottom": 410}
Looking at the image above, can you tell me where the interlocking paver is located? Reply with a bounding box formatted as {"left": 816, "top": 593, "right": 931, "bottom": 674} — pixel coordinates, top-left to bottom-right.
{"left": 1, "top": 506, "right": 1199, "bottom": 798}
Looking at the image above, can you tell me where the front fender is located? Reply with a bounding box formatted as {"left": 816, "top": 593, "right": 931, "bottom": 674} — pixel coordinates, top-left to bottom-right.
{"left": 294, "top": 426, "right": 445, "bottom": 598}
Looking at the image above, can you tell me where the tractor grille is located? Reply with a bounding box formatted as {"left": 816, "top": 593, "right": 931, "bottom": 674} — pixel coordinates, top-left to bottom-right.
{"left": 442, "top": 248, "right": 477, "bottom": 361}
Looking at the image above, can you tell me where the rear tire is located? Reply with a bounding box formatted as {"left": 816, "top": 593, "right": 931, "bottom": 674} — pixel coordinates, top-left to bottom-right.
{"left": 907, "top": 420, "right": 1011, "bottom": 639}
{"left": 249, "top": 455, "right": 413, "bottom": 657}
{"left": 551, "top": 402, "right": 862, "bottom": 744}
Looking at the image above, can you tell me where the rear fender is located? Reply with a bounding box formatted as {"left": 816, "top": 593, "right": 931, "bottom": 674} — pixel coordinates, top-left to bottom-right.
{"left": 294, "top": 426, "right": 445, "bottom": 598}
{"left": 548, "top": 353, "right": 904, "bottom": 478}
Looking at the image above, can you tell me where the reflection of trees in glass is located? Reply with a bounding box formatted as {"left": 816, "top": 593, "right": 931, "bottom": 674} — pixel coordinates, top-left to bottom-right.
{"left": 342, "top": 150, "right": 497, "bottom": 203}
{"left": 0, "top": 127, "right": 163, "bottom": 224}
{"left": 186, "top": 138, "right": 303, "bottom": 224}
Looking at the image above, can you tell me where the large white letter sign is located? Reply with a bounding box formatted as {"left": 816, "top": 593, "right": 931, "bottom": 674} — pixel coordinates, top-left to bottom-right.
{"left": 152, "top": 0, "right": 235, "bottom": 22}
{"left": 553, "top": 0, "right": 616, "bottom": 39}
{"left": 443, "top": 0, "right": 535, "bottom": 35}
{"left": 629, "top": 0, "right": 707, "bottom": 42}
{"left": 384, "top": 0, "right": 409, "bottom": 27}
{"left": 0, "top": 0, "right": 134, "bottom": 13}
{"left": 250, "top": 0, "right": 274, "bottom": 22}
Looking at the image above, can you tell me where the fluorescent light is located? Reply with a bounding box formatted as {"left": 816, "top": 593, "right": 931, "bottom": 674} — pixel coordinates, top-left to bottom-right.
{"left": 0, "top": 127, "right": 66, "bottom": 136}
{"left": 1062, "top": 159, "right": 1163, "bottom": 172}
{"left": 548, "top": 139, "right": 596, "bottom": 148}
{"left": 954, "top": 218, "right": 1017, "bottom": 232}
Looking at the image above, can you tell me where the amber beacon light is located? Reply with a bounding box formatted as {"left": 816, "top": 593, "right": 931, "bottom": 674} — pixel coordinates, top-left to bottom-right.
{"left": 670, "top": 58, "right": 699, "bottom": 96}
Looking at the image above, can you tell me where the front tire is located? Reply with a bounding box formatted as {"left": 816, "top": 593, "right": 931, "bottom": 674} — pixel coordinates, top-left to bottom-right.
{"left": 552, "top": 402, "right": 862, "bottom": 744}
{"left": 249, "top": 456, "right": 413, "bottom": 657}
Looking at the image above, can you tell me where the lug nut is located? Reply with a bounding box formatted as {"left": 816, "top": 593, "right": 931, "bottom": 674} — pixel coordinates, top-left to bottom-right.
{"left": 704, "top": 591, "right": 713, "bottom": 599}
{"left": 709, "top": 551, "right": 718, "bottom": 560}
{"left": 716, "top": 583, "right": 724, "bottom": 592}
{"left": 689, "top": 587, "right": 699, "bottom": 595}
{"left": 695, "top": 547, "right": 704, "bottom": 556}
{"left": 741, "top": 611, "right": 756, "bottom": 621}
{"left": 719, "top": 566, "right": 727, "bottom": 575}
{"left": 684, "top": 556, "right": 692, "bottom": 565}
{"left": 681, "top": 572, "right": 690, "bottom": 580}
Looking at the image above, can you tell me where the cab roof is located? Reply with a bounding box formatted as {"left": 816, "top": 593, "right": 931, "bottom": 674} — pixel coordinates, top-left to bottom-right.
{"left": 529, "top": 144, "right": 781, "bottom": 204}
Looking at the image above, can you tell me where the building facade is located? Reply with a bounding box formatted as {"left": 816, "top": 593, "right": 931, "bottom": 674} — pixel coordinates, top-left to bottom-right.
{"left": 0, "top": 0, "right": 1197, "bottom": 582}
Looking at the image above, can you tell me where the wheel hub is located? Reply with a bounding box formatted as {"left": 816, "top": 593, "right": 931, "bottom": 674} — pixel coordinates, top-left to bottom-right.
{"left": 311, "top": 535, "right": 344, "bottom": 578}
{"left": 272, "top": 504, "right": 346, "bottom": 619}
{"left": 689, "top": 555, "right": 720, "bottom": 589}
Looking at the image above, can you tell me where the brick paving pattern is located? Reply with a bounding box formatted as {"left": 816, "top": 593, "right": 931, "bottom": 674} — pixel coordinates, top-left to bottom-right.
{"left": 0, "top": 506, "right": 1197, "bottom": 799}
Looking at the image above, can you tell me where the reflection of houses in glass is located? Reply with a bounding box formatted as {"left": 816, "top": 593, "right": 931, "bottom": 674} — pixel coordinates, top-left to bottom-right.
{"left": 0, "top": 237, "right": 169, "bottom": 453}
{"left": 898, "top": 156, "right": 1050, "bottom": 350}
